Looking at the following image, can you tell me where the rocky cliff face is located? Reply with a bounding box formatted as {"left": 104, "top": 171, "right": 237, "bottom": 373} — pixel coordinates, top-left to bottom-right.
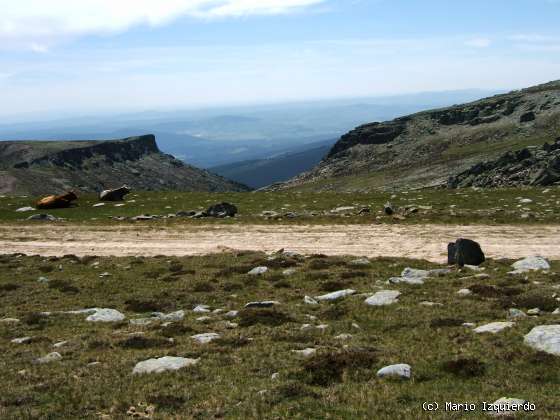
{"left": 448, "top": 138, "right": 560, "bottom": 188}
{"left": 0, "top": 135, "right": 249, "bottom": 195}
{"left": 276, "top": 80, "right": 560, "bottom": 191}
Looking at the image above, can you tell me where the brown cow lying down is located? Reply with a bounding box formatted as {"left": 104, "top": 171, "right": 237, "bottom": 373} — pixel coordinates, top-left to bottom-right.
{"left": 99, "top": 185, "right": 131, "bottom": 201}
{"left": 36, "top": 191, "right": 78, "bottom": 209}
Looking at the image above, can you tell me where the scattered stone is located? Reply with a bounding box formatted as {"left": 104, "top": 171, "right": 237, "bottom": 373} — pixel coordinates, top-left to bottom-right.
{"left": 383, "top": 202, "right": 394, "bottom": 215}
{"left": 16, "top": 206, "right": 35, "bottom": 212}
{"left": 244, "top": 301, "right": 279, "bottom": 309}
{"left": 92, "top": 203, "right": 105, "bottom": 207}
{"left": 151, "top": 310, "right": 185, "bottom": 322}
{"left": 27, "top": 214, "right": 58, "bottom": 222}
{"left": 196, "top": 316, "right": 212, "bottom": 322}
{"left": 304, "top": 296, "right": 319, "bottom": 305}
{"left": 11, "top": 337, "right": 32, "bottom": 344}
{"left": 206, "top": 202, "right": 237, "bottom": 218}
{"left": 365, "top": 290, "right": 400, "bottom": 306}
{"left": 331, "top": 206, "right": 355, "bottom": 213}
{"left": 335, "top": 334, "right": 353, "bottom": 340}
{"left": 462, "top": 322, "right": 476, "bottom": 328}
{"left": 448, "top": 238, "right": 485, "bottom": 267}
{"left": 315, "top": 289, "right": 356, "bottom": 301}
{"left": 420, "top": 301, "right": 443, "bottom": 307}
{"left": 511, "top": 256, "right": 551, "bottom": 273}
{"left": 457, "top": 289, "right": 472, "bottom": 296}
{"left": 98, "top": 272, "right": 111, "bottom": 278}
{"left": 507, "top": 308, "right": 527, "bottom": 319}
{"left": 283, "top": 268, "right": 296, "bottom": 276}
{"left": 519, "top": 198, "right": 533, "bottom": 204}
{"left": 349, "top": 258, "right": 370, "bottom": 266}
{"left": 524, "top": 325, "right": 560, "bottom": 355}
{"left": 248, "top": 266, "right": 268, "bottom": 276}
{"left": 271, "top": 372, "right": 280, "bottom": 380}
{"left": 35, "top": 352, "right": 62, "bottom": 364}
{"left": 191, "top": 333, "right": 220, "bottom": 344}
{"left": 86, "top": 308, "right": 126, "bottom": 323}
{"left": 292, "top": 348, "right": 317, "bottom": 357}
{"left": 193, "top": 305, "right": 211, "bottom": 313}
{"left": 377, "top": 364, "right": 411, "bottom": 379}
{"left": 473, "top": 322, "right": 514, "bottom": 334}
{"left": 224, "top": 310, "right": 239, "bottom": 318}
{"left": 37, "top": 276, "right": 49, "bottom": 283}
{"left": 132, "top": 356, "right": 199, "bottom": 374}
{"left": 53, "top": 341, "right": 68, "bottom": 348}
{"left": 527, "top": 308, "right": 541, "bottom": 316}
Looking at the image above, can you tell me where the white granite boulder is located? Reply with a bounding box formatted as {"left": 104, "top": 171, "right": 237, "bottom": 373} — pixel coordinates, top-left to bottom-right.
{"left": 473, "top": 322, "right": 514, "bottom": 334}
{"left": 524, "top": 325, "right": 560, "bottom": 355}
{"left": 365, "top": 290, "right": 401, "bottom": 306}
{"left": 377, "top": 364, "right": 411, "bottom": 379}
{"left": 132, "top": 356, "right": 199, "bottom": 374}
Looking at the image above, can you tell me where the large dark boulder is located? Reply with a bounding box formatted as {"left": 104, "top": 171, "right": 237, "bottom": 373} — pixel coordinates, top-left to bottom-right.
{"left": 448, "top": 238, "right": 485, "bottom": 267}
{"left": 206, "top": 202, "right": 238, "bottom": 218}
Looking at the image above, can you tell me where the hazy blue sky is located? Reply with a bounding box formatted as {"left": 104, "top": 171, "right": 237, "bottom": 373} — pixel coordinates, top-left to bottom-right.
{"left": 1, "top": 0, "right": 559, "bottom": 118}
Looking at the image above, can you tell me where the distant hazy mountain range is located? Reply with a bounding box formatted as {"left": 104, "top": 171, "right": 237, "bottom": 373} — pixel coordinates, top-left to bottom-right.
{"left": 0, "top": 90, "right": 498, "bottom": 178}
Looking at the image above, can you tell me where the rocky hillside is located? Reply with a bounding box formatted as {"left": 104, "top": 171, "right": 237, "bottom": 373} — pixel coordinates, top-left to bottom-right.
{"left": 276, "top": 80, "right": 560, "bottom": 191}
{"left": 0, "top": 135, "right": 249, "bottom": 195}
{"left": 448, "top": 138, "right": 560, "bottom": 188}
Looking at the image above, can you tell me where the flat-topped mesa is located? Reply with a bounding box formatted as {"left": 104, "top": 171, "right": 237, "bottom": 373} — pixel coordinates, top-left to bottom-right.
{"left": 14, "top": 135, "right": 160, "bottom": 169}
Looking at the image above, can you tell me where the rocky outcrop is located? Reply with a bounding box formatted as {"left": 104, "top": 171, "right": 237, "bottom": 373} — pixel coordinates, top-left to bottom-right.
{"left": 0, "top": 135, "right": 249, "bottom": 195}
{"left": 448, "top": 138, "right": 560, "bottom": 188}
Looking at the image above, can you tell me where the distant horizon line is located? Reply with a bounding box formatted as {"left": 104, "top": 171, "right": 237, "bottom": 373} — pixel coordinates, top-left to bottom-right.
{"left": 0, "top": 86, "right": 512, "bottom": 126}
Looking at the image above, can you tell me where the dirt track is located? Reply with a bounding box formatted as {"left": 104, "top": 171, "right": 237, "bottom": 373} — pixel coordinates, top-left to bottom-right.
{"left": 0, "top": 223, "right": 559, "bottom": 263}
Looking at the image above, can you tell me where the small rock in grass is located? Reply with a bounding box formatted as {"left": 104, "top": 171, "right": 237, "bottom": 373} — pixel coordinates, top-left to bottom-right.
{"left": 283, "top": 268, "right": 296, "bottom": 276}
{"left": 53, "top": 341, "right": 68, "bottom": 348}
{"left": 224, "top": 310, "right": 239, "bottom": 318}
{"left": 191, "top": 333, "right": 220, "bottom": 344}
{"left": 349, "top": 258, "right": 370, "bottom": 266}
{"left": 271, "top": 372, "right": 280, "bottom": 380}
{"left": 457, "top": 289, "right": 472, "bottom": 296}
{"left": 248, "top": 266, "right": 268, "bottom": 276}
{"left": 86, "top": 308, "right": 125, "bottom": 322}
{"left": 507, "top": 309, "right": 527, "bottom": 319}
{"left": 511, "top": 256, "right": 551, "bottom": 273}
{"left": 364, "top": 290, "right": 400, "bottom": 306}
{"left": 527, "top": 308, "right": 541, "bottom": 316}
{"left": 11, "top": 337, "right": 32, "bottom": 344}
{"left": 315, "top": 289, "right": 356, "bottom": 301}
{"left": 35, "top": 352, "right": 62, "bottom": 364}
{"left": 377, "top": 364, "right": 411, "bottom": 379}
{"left": 193, "top": 305, "right": 210, "bottom": 313}
{"left": 335, "top": 334, "right": 353, "bottom": 340}
{"left": 473, "top": 322, "right": 514, "bottom": 334}
{"left": 132, "top": 356, "right": 199, "bottom": 374}
{"left": 304, "top": 296, "right": 318, "bottom": 305}
{"left": 291, "top": 348, "right": 316, "bottom": 357}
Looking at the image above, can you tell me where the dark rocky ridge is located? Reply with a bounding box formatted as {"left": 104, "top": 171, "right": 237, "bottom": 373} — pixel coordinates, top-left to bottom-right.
{"left": 0, "top": 135, "right": 249, "bottom": 195}
{"left": 448, "top": 138, "right": 560, "bottom": 188}
{"left": 276, "top": 80, "right": 560, "bottom": 191}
